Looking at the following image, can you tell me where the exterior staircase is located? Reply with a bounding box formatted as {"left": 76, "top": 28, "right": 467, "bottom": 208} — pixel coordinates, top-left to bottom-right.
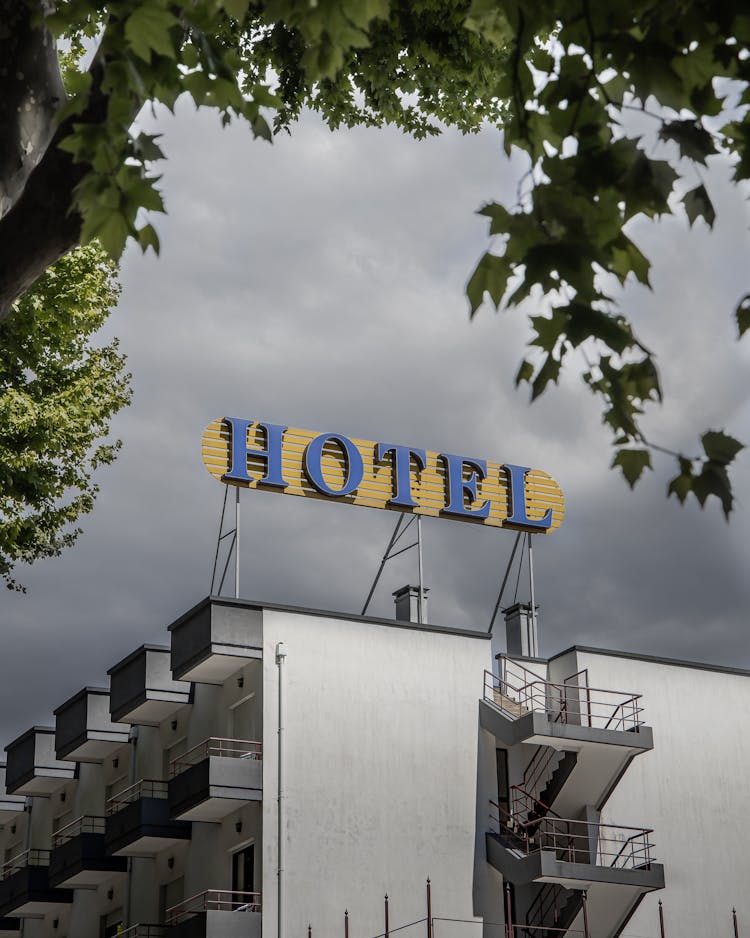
{"left": 525, "top": 883, "right": 583, "bottom": 938}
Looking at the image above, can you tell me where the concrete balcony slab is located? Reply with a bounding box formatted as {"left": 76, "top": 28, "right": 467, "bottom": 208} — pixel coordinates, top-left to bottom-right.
{"left": 108, "top": 646, "right": 191, "bottom": 726}
{"left": 169, "top": 600, "right": 262, "bottom": 684}
{"left": 4, "top": 729, "right": 75, "bottom": 797}
{"left": 54, "top": 688, "right": 129, "bottom": 763}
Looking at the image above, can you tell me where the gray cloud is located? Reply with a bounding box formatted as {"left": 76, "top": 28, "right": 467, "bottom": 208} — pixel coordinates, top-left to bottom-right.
{"left": 2, "top": 102, "right": 749, "bottom": 745}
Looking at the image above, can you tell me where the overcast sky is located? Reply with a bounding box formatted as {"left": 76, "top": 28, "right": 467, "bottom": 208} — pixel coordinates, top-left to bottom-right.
{"left": 3, "top": 100, "right": 750, "bottom": 744}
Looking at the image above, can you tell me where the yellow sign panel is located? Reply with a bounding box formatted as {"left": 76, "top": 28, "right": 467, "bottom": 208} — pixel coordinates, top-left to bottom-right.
{"left": 201, "top": 418, "right": 564, "bottom": 533}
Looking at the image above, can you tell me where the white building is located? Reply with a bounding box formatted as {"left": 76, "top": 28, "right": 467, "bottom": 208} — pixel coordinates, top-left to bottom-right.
{"left": 0, "top": 593, "right": 746, "bottom": 938}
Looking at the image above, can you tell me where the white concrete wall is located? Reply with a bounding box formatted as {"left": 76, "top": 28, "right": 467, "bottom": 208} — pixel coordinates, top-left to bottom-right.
{"left": 260, "top": 609, "right": 492, "bottom": 938}
{"left": 575, "top": 649, "right": 750, "bottom": 938}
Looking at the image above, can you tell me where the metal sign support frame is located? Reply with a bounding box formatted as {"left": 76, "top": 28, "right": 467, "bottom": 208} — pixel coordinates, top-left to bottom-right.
{"left": 361, "top": 513, "right": 426, "bottom": 623}
{"left": 210, "top": 486, "right": 241, "bottom": 599}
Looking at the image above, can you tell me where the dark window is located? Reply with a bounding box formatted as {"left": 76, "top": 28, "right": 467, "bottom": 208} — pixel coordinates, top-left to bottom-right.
{"left": 496, "top": 748, "right": 509, "bottom": 817}
{"left": 232, "top": 843, "right": 255, "bottom": 894}
{"left": 100, "top": 909, "right": 124, "bottom": 937}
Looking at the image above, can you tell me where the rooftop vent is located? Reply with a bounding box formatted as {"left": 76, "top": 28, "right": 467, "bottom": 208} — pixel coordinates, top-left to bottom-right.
{"left": 504, "top": 602, "right": 539, "bottom": 658}
{"left": 393, "top": 585, "right": 429, "bottom": 624}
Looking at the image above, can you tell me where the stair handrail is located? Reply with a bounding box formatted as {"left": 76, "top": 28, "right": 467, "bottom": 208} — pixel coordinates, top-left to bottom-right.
{"left": 489, "top": 801, "right": 656, "bottom": 870}
{"left": 493, "top": 658, "right": 646, "bottom": 731}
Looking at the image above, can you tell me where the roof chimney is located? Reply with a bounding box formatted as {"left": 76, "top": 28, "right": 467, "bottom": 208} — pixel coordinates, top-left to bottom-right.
{"left": 393, "top": 585, "right": 429, "bottom": 624}
{"left": 503, "top": 602, "right": 539, "bottom": 658}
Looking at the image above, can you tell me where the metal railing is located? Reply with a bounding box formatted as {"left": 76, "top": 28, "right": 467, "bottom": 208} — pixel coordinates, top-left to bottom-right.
{"left": 52, "top": 814, "right": 106, "bottom": 848}
{"left": 106, "top": 779, "right": 168, "bottom": 816}
{"left": 489, "top": 800, "right": 655, "bottom": 870}
{"left": 1, "top": 848, "right": 50, "bottom": 879}
{"left": 486, "top": 658, "right": 645, "bottom": 732}
{"left": 169, "top": 737, "right": 262, "bottom": 778}
{"left": 166, "top": 889, "right": 262, "bottom": 924}
{"left": 117, "top": 926, "right": 166, "bottom": 938}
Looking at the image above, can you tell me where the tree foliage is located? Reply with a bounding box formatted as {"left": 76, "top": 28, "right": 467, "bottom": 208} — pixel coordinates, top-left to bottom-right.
{"left": 0, "top": 242, "right": 131, "bottom": 589}
{"left": 0, "top": 0, "right": 748, "bottom": 524}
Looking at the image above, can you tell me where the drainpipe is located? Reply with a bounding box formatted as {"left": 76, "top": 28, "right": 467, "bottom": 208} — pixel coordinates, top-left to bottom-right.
{"left": 123, "top": 726, "right": 139, "bottom": 927}
{"left": 18, "top": 797, "right": 32, "bottom": 938}
{"left": 276, "top": 643, "right": 287, "bottom": 938}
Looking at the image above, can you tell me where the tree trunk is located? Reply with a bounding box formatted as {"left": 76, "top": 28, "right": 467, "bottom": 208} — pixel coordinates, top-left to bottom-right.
{"left": 0, "top": 2, "right": 107, "bottom": 319}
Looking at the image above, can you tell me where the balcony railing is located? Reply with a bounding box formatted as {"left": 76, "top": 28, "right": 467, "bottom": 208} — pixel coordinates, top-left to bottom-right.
{"left": 169, "top": 738, "right": 262, "bottom": 779}
{"left": 485, "top": 659, "right": 645, "bottom": 732}
{"left": 489, "top": 800, "right": 655, "bottom": 870}
{"left": 52, "top": 815, "right": 106, "bottom": 848}
{"left": 118, "top": 926, "right": 166, "bottom": 938}
{"left": 106, "top": 779, "right": 168, "bottom": 815}
{"left": 166, "top": 889, "right": 262, "bottom": 925}
{"left": 1, "top": 848, "right": 50, "bottom": 880}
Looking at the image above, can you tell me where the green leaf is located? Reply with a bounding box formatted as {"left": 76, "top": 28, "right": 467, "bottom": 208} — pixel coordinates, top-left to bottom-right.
{"left": 659, "top": 120, "right": 717, "bottom": 165}
{"left": 88, "top": 212, "right": 131, "bottom": 259}
{"left": 683, "top": 184, "right": 716, "bottom": 228}
{"left": 701, "top": 430, "right": 744, "bottom": 466}
{"left": 137, "top": 224, "right": 160, "bottom": 255}
{"left": 223, "top": 0, "right": 249, "bottom": 18}
{"left": 530, "top": 354, "right": 561, "bottom": 401}
{"left": 612, "top": 449, "right": 652, "bottom": 488}
{"left": 735, "top": 294, "right": 750, "bottom": 337}
{"left": 515, "top": 359, "right": 534, "bottom": 387}
{"left": 124, "top": 5, "right": 178, "bottom": 62}
{"left": 466, "top": 253, "right": 513, "bottom": 315}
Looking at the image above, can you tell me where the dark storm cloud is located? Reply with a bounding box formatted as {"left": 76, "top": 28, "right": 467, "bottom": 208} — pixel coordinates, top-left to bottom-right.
{"left": 2, "top": 103, "right": 749, "bottom": 745}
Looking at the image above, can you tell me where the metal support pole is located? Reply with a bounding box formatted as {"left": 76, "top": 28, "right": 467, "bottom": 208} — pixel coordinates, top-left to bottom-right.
{"left": 527, "top": 534, "right": 537, "bottom": 656}
{"left": 361, "top": 515, "right": 404, "bottom": 615}
{"left": 505, "top": 883, "right": 513, "bottom": 938}
{"left": 581, "top": 892, "right": 590, "bottom": 938}
{"left": 234, "top": 487, "right": 240, "bottom": 599}
{"left": 417, "top": 515, "right": 425, "bottom": 624}
{"left": 488, "top": 532, "right": 523, "bottom": 634}
{"left": 385, "top": 895, "right": 390, "bottom": 938}
{"left": 658, "top": 899, "right": 666, "bottom": 938}
{"left": 308, "top": 926, "right": 311, "bottom": 938}
{"left": 734, "top": 908, "right": 740, "bottom": 938}
{"left": 345, "top": 910, "right": 349, "bottom": 938}
{"left": 426, "top": 879, "right": 432, "bottom": 938}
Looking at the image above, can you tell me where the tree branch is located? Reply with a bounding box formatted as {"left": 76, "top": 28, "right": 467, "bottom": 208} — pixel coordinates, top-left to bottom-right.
{"left": 0, "top": 6, "right": 112, "bottom": 320}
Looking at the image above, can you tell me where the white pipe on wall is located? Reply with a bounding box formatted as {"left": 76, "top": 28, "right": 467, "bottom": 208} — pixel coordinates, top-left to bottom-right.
{"left": 276, "top": 642, "right": 287, "bottom": 938}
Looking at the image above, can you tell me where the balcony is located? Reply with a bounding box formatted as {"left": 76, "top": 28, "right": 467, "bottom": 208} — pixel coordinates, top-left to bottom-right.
{"left": 4, "top": 728, "right": 75, "bottom": 797}
{"left": 54, "top": 687, "right": 129, "bottom": 763}
{"left": 169, "top": 599, "right": 262, "bottom": 684}
{"left": 48, "top": 816, "right": 127, "bottom": 888}
{"left": 0, "top": 850, "right": 73, "bottom": 918}
{"left": 480, "top": 661, "right": 653, "bottom": 813}
{"left": 0, "top": 766, "right": 25, "bottom": 824}
{"left": 105, "top": 780, "right": 191, "bottom": 857}
{"left": 167, "top": 890, "right": 261, "bottom": 938}
{"left": 108, "top": 646, "right": 191, "bottom": 726}
{"left": 487, "top": 802, "right": 664, "bottom": 936}
{"left": 168, "top": 738, "right": 262, "bottom": 822}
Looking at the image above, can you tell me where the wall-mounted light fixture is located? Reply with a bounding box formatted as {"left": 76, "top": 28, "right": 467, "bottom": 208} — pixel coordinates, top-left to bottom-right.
{"left": 237, "top": 675, "right": 244, "bottom": 689}
{"left": 235, "top": 820, "right": 243, "bottom": 834}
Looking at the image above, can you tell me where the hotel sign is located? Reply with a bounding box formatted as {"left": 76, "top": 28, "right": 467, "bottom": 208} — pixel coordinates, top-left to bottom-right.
{"left": 201, "top": 418, "right": 564, "bottom": 533}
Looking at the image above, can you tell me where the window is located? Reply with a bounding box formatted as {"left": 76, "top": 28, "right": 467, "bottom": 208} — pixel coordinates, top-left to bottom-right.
{"left": 230, "top": 693, "right": 256, "bottom": 741}
{"left": 232, "top": 843, "right": 255, "bottom": 894}
{"left": 163, "top": 737, "right": 187, "bottom": 778}
{"left": 496, "top": 748, "right": 509, "bottom": 816}
{"left": 100, "top": 909, "right": 124, "bottom": 937}
{"left": 160, "top": 876, "right": 184, "bottom": 923}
